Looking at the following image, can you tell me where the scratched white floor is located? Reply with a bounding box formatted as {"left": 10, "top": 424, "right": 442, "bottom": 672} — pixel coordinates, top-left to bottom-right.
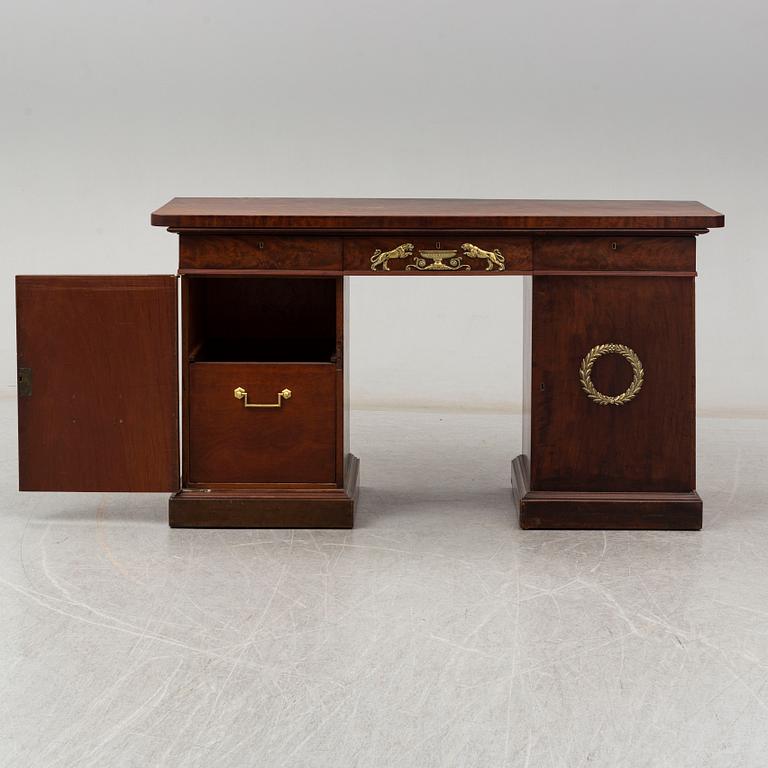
{"left": 1, "top": 397, "right": 768, "bottom": 768}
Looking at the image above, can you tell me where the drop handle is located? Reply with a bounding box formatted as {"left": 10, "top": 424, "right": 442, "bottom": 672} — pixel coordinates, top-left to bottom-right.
{"left": 233, "top": 386, "right": 292, "bottom": 408}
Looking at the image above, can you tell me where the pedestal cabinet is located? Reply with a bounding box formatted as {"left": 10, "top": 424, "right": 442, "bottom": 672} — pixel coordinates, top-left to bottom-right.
{"left": 16, "top": 198, "right": 724, "bottom": 530}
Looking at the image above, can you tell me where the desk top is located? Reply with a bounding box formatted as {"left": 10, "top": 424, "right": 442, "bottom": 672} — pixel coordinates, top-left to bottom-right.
{"left": 151, "top": 198, "right": 724, "bottom": 231}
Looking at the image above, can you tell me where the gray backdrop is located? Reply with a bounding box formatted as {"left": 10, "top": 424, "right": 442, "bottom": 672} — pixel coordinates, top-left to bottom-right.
{"left": 2, "top": 0, "right": 765, "bottom": 415}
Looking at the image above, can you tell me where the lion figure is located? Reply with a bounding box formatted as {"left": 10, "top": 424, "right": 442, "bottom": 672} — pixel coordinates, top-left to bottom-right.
{"left": 461, "top": 243, "right": 505, "bottom": 271}
{"left": 370, "top": 243, "right": 415, "bottom": 271}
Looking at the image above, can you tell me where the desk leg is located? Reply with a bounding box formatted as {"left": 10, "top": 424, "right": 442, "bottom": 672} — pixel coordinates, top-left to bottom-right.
{"left": 514, "top": 274, "right": 701, "bottom": 530}
{"left": 168, "top": 275, "right": 359, "bottom": 529}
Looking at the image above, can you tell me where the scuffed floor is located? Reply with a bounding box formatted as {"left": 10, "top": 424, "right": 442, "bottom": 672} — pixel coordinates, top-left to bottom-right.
{"left": 1, "top": 397, "right": 767, "bottom": 767}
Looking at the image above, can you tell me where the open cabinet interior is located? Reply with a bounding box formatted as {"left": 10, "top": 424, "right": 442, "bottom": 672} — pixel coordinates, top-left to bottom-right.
{"left": 186, "top": 276, "right": 338, "bottom": 363}
{"left": 182, "top": 274, "right": 342, "bottom": 488}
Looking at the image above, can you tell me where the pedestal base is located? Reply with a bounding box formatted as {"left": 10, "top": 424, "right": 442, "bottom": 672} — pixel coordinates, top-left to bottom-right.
{"left": 169, "top": 454, "right": 359, "bottom": 529}
{"left": 512, "top": 455, "right": 702, "bottom": 531}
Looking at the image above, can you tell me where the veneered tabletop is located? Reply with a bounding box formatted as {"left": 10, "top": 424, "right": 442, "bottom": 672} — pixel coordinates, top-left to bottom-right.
{"left": 151, "top": 198, "right": 724, "bottom": 231}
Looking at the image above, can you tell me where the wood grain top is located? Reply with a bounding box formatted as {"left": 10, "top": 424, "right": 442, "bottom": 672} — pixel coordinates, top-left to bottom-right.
{"left": 151, "top": 198, "right": 724, "bottom": 231}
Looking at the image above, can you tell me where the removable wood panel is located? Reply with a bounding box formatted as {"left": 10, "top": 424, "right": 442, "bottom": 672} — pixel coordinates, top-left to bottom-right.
{"left": 188, "top": 363, "right": 336, "bottom": 484}
{"left": 16, "top": 276, "right": 179, "bottom": 491}
{"left": 530, "top": 276, "right": 695, "bottom": 493}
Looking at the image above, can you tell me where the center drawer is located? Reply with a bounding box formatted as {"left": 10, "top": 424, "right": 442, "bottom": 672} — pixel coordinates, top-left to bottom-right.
{"left": 188, "top": 362, "right": 337, "bottom": 484}
{"left": 344, "top": 233, "right": 532, "bottom": 272}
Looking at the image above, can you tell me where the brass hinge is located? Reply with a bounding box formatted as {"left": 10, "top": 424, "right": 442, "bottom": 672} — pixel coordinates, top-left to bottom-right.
{"left": 18, "top": 367, "right": 32, "bottom": 397}
{"left": 332, "top": 341, "right": 343, "bottom": 368}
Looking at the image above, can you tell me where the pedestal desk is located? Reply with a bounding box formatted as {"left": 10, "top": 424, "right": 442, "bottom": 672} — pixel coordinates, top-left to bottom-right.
{"left": 15, "top": 198, "right": 725, "bottom": 530}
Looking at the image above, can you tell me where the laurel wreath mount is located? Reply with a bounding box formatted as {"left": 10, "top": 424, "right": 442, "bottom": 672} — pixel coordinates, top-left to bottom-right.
{"left": 578, "top": 343, "right": 644, "bottom": 406}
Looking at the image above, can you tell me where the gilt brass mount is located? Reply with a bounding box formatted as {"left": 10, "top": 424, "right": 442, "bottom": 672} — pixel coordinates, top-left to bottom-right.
{"left": 234, "top": 386, "right": 292, "bottom": 408}
{"left": 370, "top": 242, "right": 506, "bottom": 272}
{"left": 578, "top": 344, "right": 644, "bottom": 406}
{"left": 407, "top": 250, "right": 469, "bottom": 271}
{"left": 460, "top": 243, "right": 505, "bottom": 271}
{"left": 370, "top": 243, "right": 414, "bottom": 271}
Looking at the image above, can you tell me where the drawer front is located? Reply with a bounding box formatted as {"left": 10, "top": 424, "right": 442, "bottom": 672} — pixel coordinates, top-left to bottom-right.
{"left": 534, "top": 236, "right": 695, "bottom": 272}
{"left": 189, "top": 363, "right": 336, "bottom": 484}
{"left": 180, "top": 234, "right": 343, "bottom": 271}
{"left": 344, "top": 234, "right": 532, "bottom": 273}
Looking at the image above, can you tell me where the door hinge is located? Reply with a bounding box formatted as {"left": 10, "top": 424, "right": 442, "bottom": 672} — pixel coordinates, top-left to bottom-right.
{"left": 18, "top": 367, "right": 32, "bottom": 397}
{"left": 331, "top": 341, "right": 343, "bottom": 368}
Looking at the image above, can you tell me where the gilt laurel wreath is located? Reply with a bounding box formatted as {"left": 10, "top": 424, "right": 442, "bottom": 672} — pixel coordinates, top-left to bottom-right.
{"left": 578, "top": 343, "right": 644, "bottom": 406}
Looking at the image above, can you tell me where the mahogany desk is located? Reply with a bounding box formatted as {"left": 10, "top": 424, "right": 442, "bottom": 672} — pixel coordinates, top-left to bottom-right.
{"left": 16, "top": 198, "right": 725, "bottom": 530}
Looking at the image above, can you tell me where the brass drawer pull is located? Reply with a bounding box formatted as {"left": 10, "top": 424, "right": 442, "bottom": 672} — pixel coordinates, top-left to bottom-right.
{"left": 233, "top": 386, "right": 292, "bottom": 408}
{"left": 578, "top": 344, "right": 644, "bottom": 406}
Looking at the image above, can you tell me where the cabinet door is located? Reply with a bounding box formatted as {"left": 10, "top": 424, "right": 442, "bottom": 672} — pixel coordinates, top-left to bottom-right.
{"left": 530, "top": 275, "right": 695, "bottom": 493}
{"left": 16, "top": 276, "right": 180, "bottom": 491}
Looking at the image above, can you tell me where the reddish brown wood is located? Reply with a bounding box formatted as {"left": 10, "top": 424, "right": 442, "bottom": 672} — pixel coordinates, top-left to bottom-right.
{"left": 532, "top": 270, "right": 696, "bottom": 278}
{"left": 188, "top": 362, "right": 336, "bottom": 484}
{"left": 534, "top": 235, "right": 695, "bottom": 272}
{"left": 342, "top": 277, "right": 351, "bottom": 470}
{"left": 180, "top": 275, "right": 343, "bottom": 493}
{"left": 529, "top": 276, "right": 696, "bottom": 493}
{"left": 511, "top": 456, "right": 701, "bottom": 529}
{"left": 343, "top": 234, "right": 531, "bottom": 273}
{"left": 520, "top": 492, "right": 702, "bottom": 530}
{"left": 180, "top": 276, "right": 193, "bottom": 488}
{"left": 16, "top": 276, "right": 179, "bottom": 491}
{"left": 334, "top": 277, "right": 345, "bottom": 485}
{"left": 521, "top": 277, "right": 532, "bottom": 462}
{"left": 151, "top": 198, "right": 724, "bottom": 231}
{"left": 169, "top": 454, "right": 359, "bottom": 528}
{"left": 178, "top": 269, "right": 343, "bottom": 277}
{"left": 14, "top": 198, "right": 723, "bottom": 531}
{"left": 179, "top": 234, "right": 342, "bottom": 271}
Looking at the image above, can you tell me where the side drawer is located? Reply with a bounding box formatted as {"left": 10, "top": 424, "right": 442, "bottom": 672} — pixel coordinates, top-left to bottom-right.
{"left": 180, "top": 234, "right": 343, "bottom": 271}
{"left": 344, "top": 234, "right": 532, "bottom": 273}
{"left": 189, "top": 362, "right": 336, "bottom": 484}
{"left": 534, "top": 235, "right": 695, "bottom": 272}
